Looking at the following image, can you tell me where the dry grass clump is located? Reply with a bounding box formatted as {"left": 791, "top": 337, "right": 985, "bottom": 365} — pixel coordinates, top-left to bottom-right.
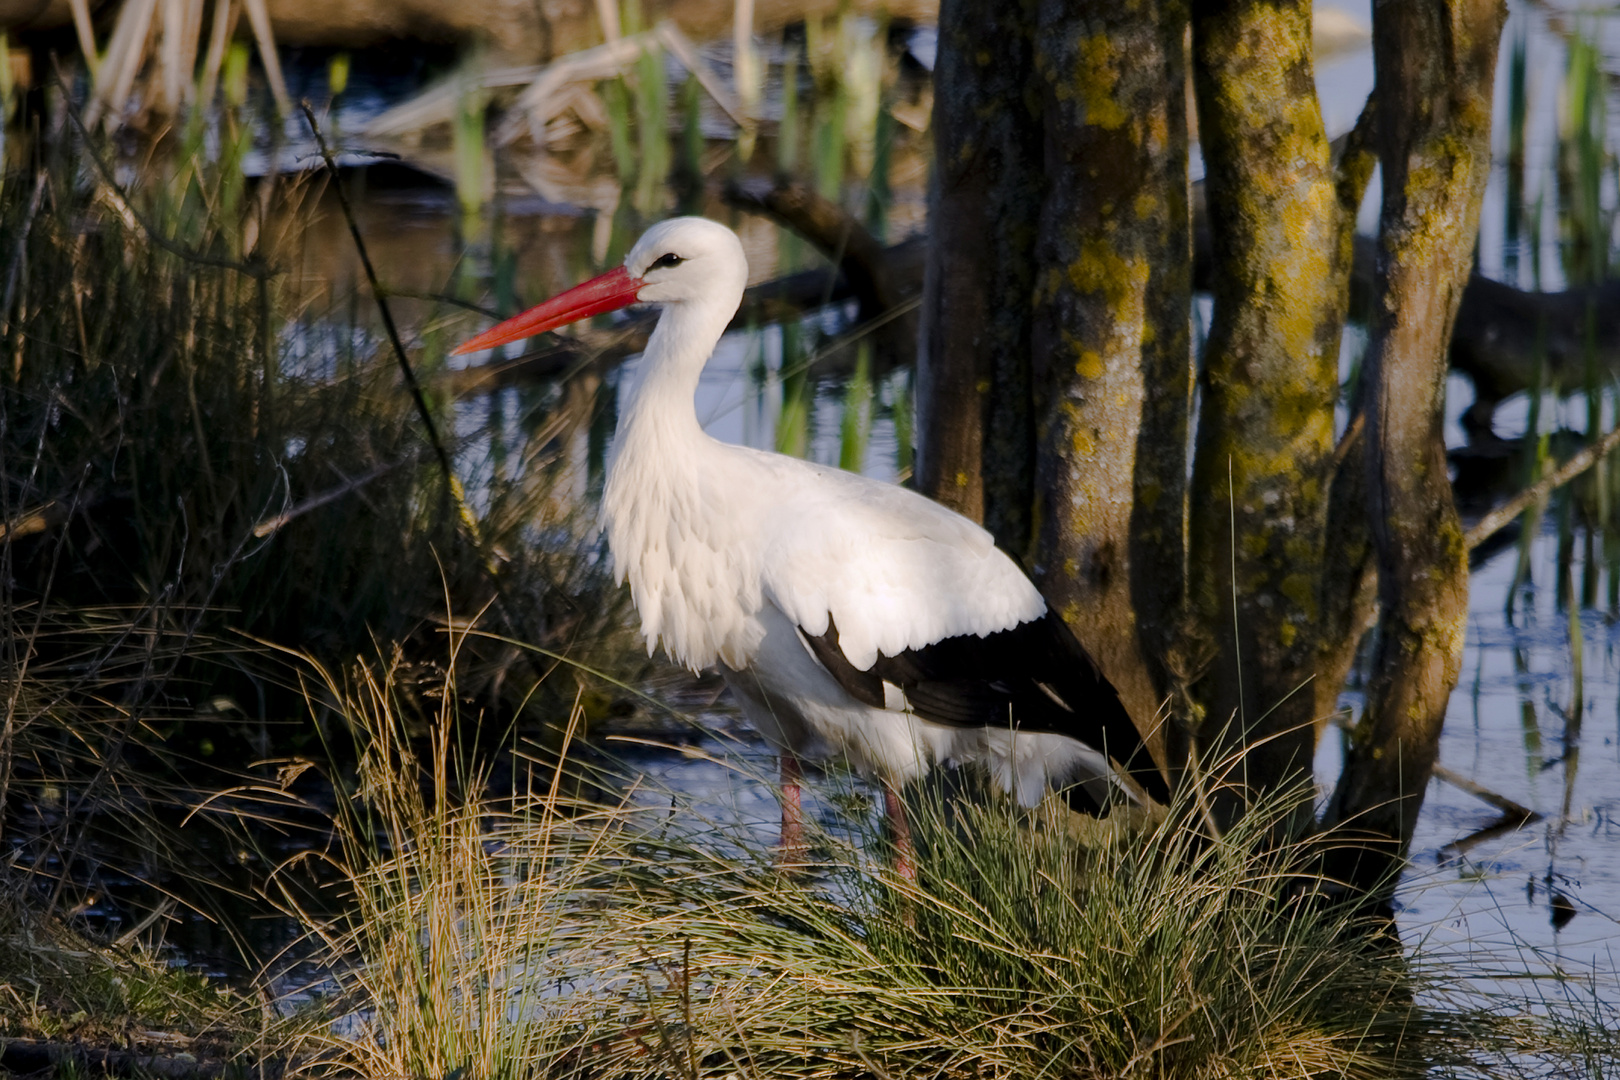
{"left": 266, "top": 630, "right": 638, "bottom": 1079}
{"left": 272, "top": 637, "right": 1578, "bottom": 1080}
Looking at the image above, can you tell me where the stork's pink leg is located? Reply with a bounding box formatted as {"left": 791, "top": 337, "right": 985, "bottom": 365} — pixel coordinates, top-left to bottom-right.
{"left": 884, "top": 785, "right": 917, "bottom": 883}
{"left": 777, "top": 754, "right": 806, "bottom": 861}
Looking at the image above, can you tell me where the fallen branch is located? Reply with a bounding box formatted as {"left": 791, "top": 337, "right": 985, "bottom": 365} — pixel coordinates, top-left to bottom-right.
{"left": 1327, "top": 713, "right": 1538, "bottom": 825}
{"left": 1430, "top": 764, "right": 1540, "bottom": 824}
{"left": 723, "top": 177, "right": 907, "bottom": 321}
{"left": 1463, "top": 421, "right": 1620, "bottom": 550}
{"left": 467, "top": 24, "right": 742, "bottom": 149}
{"left": 654, "top": 22, "right": 746, "bottom": 126}
{"left": 364, "top": 64, "right": 544, "bottom": 139}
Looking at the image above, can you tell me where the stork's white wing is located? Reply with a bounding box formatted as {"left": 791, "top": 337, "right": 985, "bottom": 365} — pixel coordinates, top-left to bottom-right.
{"left": 756, "top": 460, "right": 1045, "bottom": 670}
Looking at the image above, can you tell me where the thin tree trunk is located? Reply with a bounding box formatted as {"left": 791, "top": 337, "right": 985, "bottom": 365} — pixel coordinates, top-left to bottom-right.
{"left": 1312, "top": 110, "right": 1380, "bottom": 732}
{"left": 1030, "top": 0, "right": 1191, "bottom": 740}
{"left": 1184, "top": 0, "right": 1339, "bottom": 807}
{"left": 1327, "top": 0, "right": 1505, "bottom": 897}
{"left": 916, "top": 0, "right": 1043, "bottom": 554}
{"left": 1315, "top": 420, "right": 1377, "bottom": 730}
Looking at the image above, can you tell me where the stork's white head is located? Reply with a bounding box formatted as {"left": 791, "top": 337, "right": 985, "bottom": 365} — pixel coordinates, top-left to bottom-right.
{"left": 624, "top": 217, "right": 749, "bottom": 306}
{"left": 451, "top": 217, "right": 748, "bottom": 356}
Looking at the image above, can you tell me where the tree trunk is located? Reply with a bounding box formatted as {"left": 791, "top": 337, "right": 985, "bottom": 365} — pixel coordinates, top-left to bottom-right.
{"left": 1312, "top": 110, "right": 1380, "bottom": 733}
{"left": 1327, "top": 0, "right": 1505, "bottom": 896}
{"left": 916, "top": 0, "right": 1043, "bottom": 554}
{"left": 1029, "top": 0, "right": 1191, "bottom": 740}
{"left": 1184, "top": 0, "right": 1340, "bottom": 807}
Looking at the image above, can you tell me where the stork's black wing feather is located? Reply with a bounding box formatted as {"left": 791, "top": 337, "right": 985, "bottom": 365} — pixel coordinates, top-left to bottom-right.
{"left": 800, "top": 612, "right": 1170, "bottom": 804}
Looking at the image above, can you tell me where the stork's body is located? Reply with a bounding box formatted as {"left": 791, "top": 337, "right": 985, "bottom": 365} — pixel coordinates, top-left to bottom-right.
{"left": 455, "top": 218, "right": 1168, "bottom": 860}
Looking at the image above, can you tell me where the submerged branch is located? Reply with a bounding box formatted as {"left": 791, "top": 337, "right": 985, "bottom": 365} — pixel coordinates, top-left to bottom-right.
{"left": 1430, "top": 764, "right": 1540, "bottom": 824}
{"left": 1464, "top": 421, "right": 1620, "bottom": 550}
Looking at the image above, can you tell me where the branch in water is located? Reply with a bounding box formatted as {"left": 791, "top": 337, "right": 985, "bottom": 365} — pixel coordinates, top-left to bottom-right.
{"left": 1464, "top": 422, "right": 1620, "bottom": 551}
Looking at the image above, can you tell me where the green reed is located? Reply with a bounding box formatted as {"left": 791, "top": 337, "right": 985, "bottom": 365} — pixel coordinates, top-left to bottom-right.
{"left": 890, "top": 366, "right": 914, "bottom": 480}
{"left": 775, "top": 320, "right": 812, "bottom": 458}
{"left": 603, "top": 74, "right": 636, "bottom": 187}
{"left": 677, "top": 71, "right": 704, "bottom": 211}
{"left": 778, "top": 43, "right": 801, "bottom": 174}
{"left": 805, "top": 15, "right": 848, "bottom": 202}
{"left": 452, "top": 60, "right": 491, "bottom": 223}
{"left": 838, "top": 340, "right": 874, "bottom": 471}
{"left": 1558, "top": 28, "right": 1611, "bottom": 289}
{"left": 632, "top": 42, "right": 670, "bottom": 213}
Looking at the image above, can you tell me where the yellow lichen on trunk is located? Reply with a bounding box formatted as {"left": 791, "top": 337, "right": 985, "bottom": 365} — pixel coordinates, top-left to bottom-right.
{"left": 1184, "top": 0, "right": 1339, "bottom": 809}
{"left": 1031, "top": 0, "right": 1192, "bottom": 755}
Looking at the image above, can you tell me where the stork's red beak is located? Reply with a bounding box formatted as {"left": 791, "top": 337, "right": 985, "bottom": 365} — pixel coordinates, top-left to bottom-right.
{"left": 451, "top": 265, "right": 645, "bottom": 356}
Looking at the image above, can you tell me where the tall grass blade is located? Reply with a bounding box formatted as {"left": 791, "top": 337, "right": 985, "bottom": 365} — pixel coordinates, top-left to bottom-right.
{"left": 1504, "top": 28, "right": 1528, "bottom": 285}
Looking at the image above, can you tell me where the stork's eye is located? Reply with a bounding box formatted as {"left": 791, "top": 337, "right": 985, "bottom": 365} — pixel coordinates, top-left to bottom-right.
{"left": 649, "top": 252, "right": 684, "bottom": 271}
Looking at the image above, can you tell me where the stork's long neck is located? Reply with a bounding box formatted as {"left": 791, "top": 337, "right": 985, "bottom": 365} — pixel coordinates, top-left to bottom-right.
{"left": 614, "top": 293, "right": 736, "bottom": 452}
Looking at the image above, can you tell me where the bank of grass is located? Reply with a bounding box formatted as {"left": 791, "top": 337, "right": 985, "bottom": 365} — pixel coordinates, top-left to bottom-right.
{"left": 0, "top": 889, "right": 246, "bottom": 1045}
{"left": 266, "top": 640, "right": 1620, "bottom": 1080}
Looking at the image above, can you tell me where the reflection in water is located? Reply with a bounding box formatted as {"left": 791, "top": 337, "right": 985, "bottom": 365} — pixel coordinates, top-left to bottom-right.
{"left": 1367, "top": 533, "right": 1620, "bottom": 994}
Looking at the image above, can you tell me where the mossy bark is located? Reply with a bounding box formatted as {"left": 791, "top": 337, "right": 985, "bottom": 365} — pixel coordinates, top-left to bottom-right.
{"left": 916, "top": 0, "right": 1042, "bottom": 553}
{"left": 1030, "top": 0, "right": 1191, "bottom": 739}
{"left": 1327, "top": 0, "right": 1505, "bottom": 893}
{"left": 1184, "top": 0, "right": 1339, "bottom": 803}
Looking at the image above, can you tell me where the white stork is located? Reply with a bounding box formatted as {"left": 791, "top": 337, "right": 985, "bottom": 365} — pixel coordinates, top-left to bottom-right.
{"left": 455, "top": 217, "right": 1169, "bottom": 873}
